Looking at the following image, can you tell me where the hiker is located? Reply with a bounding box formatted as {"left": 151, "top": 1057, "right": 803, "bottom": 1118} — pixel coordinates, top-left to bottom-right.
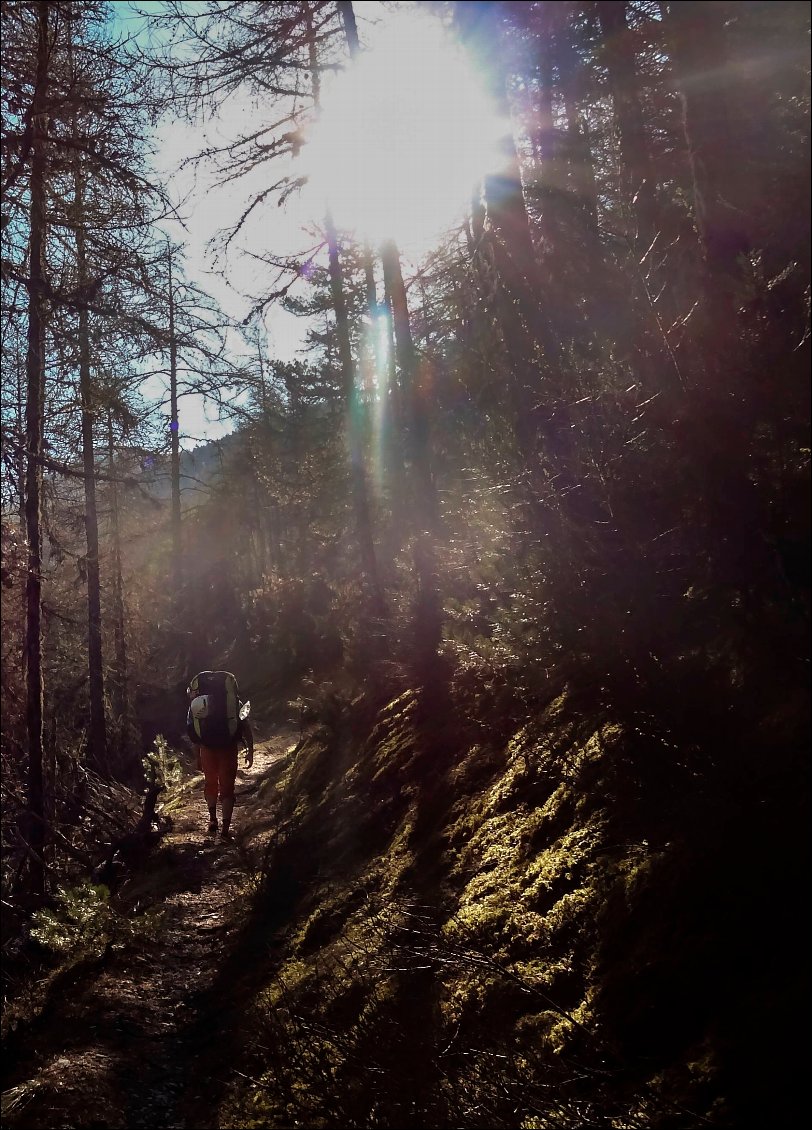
{"left": 186, "top": 671, "right": 254, "bottom": 839}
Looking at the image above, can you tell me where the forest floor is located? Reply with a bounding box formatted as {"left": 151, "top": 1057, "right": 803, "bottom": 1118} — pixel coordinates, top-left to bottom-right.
{"left": 2, "top": 728, "right": 299, "bottom": 1130}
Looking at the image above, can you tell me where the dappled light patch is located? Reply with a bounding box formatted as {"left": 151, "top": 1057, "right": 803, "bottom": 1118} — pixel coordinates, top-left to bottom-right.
{"left": 212, "top": 687, "right": 755, "bottom": 1127}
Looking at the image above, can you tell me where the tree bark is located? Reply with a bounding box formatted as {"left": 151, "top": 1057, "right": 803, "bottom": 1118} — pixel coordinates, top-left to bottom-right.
{"left": 455, "top": 1, "right": 562, "bottom": 496}
{"left": 23, "top": 0, "right": 50, "bottom": 896}
{"left": 555, "top": 2, "right": 600, "bottom": 224}
{"left": 379, "top": 240, "right": 437, "bottom": 533}
{"left": 337, "top": 0, "right": 360, "bottom": 54}
{"left": 324, "top": 211, "right": 383, "bottom": 600}
{"left": 15, "top": 355, "right": 27, "bottom": 528}
{"left": 666, "top": 0, "right": 750, "bottom": 313}
{"left": 597, "top": 0, "right": 658, "bottom": 245}
{"left": 167, "top": 245, "right": 182, "bottom": 593}
{"left": 107, "top": 410, "right": 130, "bottom": 755}
{"left": 255, "top": 336, "right": 278, "bottom": 574}
{"left": 305, "top": 0, "right": 382, "bottom": 607}
{"left": 535, "top": 3, "right": 563, "bottom": 249}
{"left": 73, "top": 149, "right": 108, "bottom": 771}
{"left": 380, "top": 267, "right": 406, "bottom": 513}
{"left": 380, "top": 240, "right": 442, "bottom": 671}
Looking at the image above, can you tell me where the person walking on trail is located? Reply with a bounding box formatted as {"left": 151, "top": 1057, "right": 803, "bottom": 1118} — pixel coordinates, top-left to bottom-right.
{"left": 186, "top": 670, "right": 254, "bottom": 840}
{"left": 196, "top": 724, "right": 254, "bottom": 839}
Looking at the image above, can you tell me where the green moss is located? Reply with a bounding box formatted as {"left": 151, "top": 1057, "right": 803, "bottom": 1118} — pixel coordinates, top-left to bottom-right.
{"left": 253, "top": 589, "right": 808, "bottom": 1123}
{"left": 227, "top": 679, "right": 752, "bottom": 1129}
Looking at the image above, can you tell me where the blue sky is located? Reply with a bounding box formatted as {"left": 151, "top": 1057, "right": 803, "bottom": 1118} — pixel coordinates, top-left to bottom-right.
{"left": 109, "top": 1, "right": 499, "bottom": 448}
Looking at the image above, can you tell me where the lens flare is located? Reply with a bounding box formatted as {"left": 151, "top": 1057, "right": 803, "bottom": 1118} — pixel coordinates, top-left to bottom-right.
{"left": 302, "top": 10, "right": 504, "bottom": 254}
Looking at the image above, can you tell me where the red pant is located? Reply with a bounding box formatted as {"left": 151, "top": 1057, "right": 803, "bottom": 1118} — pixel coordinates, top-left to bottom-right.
{"left": 200, "top": 744, "right": 238, "bottom": 804}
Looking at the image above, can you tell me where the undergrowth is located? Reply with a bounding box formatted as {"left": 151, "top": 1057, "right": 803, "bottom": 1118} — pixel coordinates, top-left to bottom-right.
{"left": 216, "top": 676, "right": 767, "bottom": 1129}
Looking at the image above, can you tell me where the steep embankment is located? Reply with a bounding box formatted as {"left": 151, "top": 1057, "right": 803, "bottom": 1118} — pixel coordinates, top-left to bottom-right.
{"left": 216, "top": 683, "right": 807, "bottom": 1130}
{"left": 2, "top": 680, "right": 807, "bottom": 1129}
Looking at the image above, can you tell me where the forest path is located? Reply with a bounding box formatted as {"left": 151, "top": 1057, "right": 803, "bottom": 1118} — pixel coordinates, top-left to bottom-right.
{"left": 4, "top": 728, "right": 298, "bottom": 1130}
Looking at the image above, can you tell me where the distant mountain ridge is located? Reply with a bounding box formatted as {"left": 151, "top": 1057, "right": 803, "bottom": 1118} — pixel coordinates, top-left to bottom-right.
{"left": 135, "top": 431, "right": 242, "bottom": 504}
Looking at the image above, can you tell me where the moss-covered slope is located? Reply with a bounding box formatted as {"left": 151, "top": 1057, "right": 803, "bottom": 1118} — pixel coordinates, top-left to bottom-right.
{"left": 222, "top": 677, "right": 808, "bottom": 1129}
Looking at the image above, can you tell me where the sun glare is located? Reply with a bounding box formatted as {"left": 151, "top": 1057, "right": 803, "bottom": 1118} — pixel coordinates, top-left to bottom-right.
{"left": 301, "top": 11, "right": 503, "bottom": 254}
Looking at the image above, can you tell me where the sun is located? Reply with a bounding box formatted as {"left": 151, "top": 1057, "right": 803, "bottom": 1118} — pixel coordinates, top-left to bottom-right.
{"left": 301, "top": 9, "right": 504, "bottom": 255}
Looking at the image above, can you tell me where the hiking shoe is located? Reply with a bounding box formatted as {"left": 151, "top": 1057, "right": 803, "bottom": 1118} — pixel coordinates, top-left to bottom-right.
{"left": 207, "top": 820, "right": 218, "bottom": 835}
{"left": 220, "top": 828, "right": 233, "bottom": 841}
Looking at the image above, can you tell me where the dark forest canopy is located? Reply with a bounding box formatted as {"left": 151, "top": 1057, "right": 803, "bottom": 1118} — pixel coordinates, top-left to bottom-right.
{"left": 1, "top": 2, "right": 809, "bottom": 1127}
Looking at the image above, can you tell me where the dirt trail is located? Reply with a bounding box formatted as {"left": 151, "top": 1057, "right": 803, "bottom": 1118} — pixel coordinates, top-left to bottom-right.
{"left": 2, "top": 729, "right": 297, "bottom": 1130}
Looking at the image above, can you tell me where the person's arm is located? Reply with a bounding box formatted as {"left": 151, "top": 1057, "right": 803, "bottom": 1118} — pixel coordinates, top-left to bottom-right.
{"left": 242, "top": 719, "right": 254, "bottom": 768}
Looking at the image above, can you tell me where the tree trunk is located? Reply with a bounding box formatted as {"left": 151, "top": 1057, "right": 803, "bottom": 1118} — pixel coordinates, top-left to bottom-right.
{"left": 15, "top": 355, "right": 27, "bottom": 527}
{"left": 255, "top": 334, "right": 280, "bottom": 572}
{"left": 305, "top": 0, "right": 382, "bottom": 607}
{"left": 598, "top": 2, "right": 685, "bottom": 395}
{"left": 379, "top": 241, "right": 438, "bottom": 532}
{"left": 456, "top": 0, "right": 595, "bottom": 558}
{"left": 597, "top": 0, "right": 657, "bottom": 245}
{"left": 555, "top": 2, "right": 600, "bottom": 224}
{"left": 107, "top": 410, "right": 130, "bottom": 756}
{"left": 254, "top": 345, "right": 268, "bottom": 577}
{"left": 23, "top": 0, "right": 50, "bottom": 896}
{"left": 380, "top": 268, "right": 406, "bottom": 516}
{"left": 73, "top": 153, "right": 108, "bottom": 771}
{"left": 456, "top": 3, "right": 541, "bottom": 305}
{"left": 535, "top": 4, "right": 563, "bottom": 250}
{"left": 455, "top": 1, "right": 562, "bottom": 490}
{"left": 324, "top": 212, "right": 382, "bottom": 598}
{"left": 380, "top": 240, "right": 442, "bottom": 672}
{"left": 663, "top": 1, "right": 771, "bottom": 601}
{"left": 167, "top": 246, "right": 182, "bottom": 594}
{"left": 337, "top": 0, "right": 360, "bottom": 54}
{"left": 665, "top": 0, "right": 750, "bottom": 314}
